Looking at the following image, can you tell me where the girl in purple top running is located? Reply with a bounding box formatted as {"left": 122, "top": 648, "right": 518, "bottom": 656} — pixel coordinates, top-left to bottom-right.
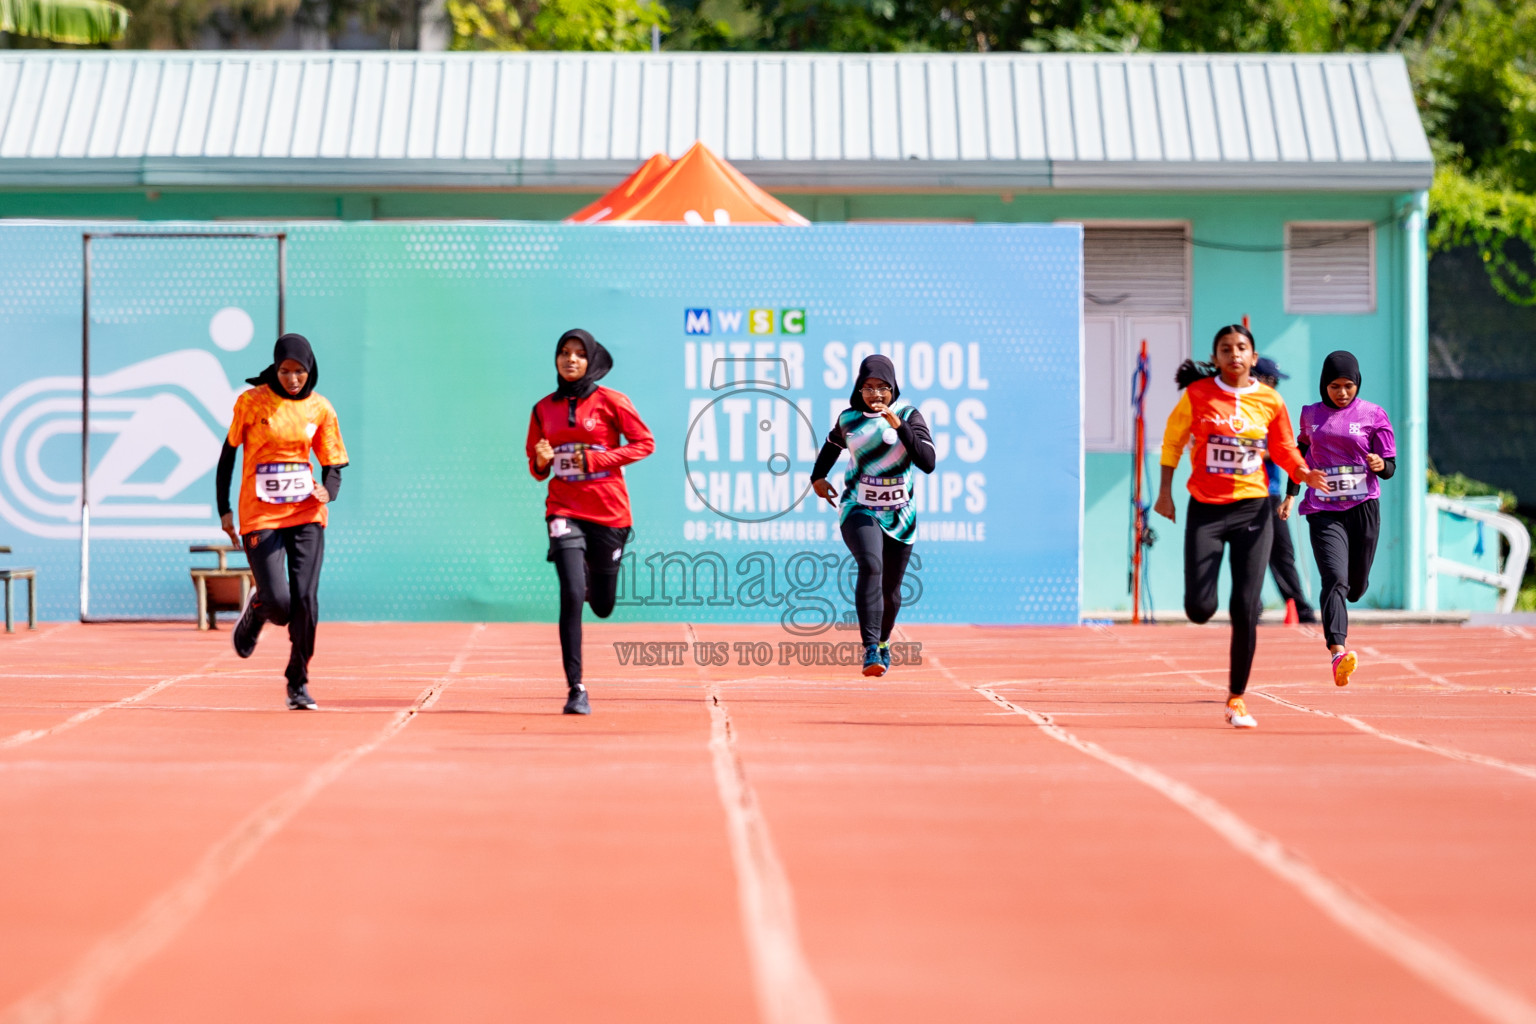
{"left": 1278, "top": 351, "right": 1396, "bottom": 687}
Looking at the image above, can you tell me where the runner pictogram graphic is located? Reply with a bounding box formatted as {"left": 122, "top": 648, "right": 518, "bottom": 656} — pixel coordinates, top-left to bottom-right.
{"left": 0, "top": 307, "right": 256, "bottom": 541}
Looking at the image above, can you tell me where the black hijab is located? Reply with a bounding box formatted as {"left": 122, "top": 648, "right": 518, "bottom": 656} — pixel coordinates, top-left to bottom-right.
{"left": 850, "top": 354, "right": 900, "bottom": 413}
{"left": 554, "top": 328, "right": 613, "bottom": 402}
{"left": 1319, "top": 350, "right": 1361, "bottom": 409}
{"left": 246, "top": 333, "right": 318, "bottom": 401}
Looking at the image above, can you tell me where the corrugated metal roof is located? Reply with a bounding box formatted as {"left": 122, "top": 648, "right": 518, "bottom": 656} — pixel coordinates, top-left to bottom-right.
{"left": 0, "top": 52, "right": 1432, "bottom": 191}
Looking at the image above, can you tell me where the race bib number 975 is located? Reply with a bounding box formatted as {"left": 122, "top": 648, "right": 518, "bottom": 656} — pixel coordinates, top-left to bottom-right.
{"left": 255, "top": 462, "right": 314, "bottom": 504}
{"left": 1204, "top": 435, "right": 1264, "bottom": 476}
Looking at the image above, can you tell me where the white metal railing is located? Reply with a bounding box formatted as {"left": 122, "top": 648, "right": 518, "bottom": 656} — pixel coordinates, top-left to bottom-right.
{"left": 1425, "top": 495, "right": 1531, "bottom": 614}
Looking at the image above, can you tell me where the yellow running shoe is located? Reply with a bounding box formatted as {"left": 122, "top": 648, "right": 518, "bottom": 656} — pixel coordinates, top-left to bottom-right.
{"left": 1332, "top": 650, "right": 1358, "bottom": 688}
{"left": 1225, "top": 696, "right": 1257, "bottom": 729}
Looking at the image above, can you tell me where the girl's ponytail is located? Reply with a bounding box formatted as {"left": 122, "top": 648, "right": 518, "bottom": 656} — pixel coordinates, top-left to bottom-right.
{"left": 1175, "top": 359, "right": 1218, "bottom": 389}
{"left": 1178, "top": 324, "right": 1256, "bottom": 389}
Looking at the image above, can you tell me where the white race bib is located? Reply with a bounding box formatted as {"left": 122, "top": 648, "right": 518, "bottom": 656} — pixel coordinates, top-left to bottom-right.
{"left": 854, "top": 474, "right": 909, "bottom": 509}
{"left": 1204, "top": 435, "right": 1264, "bottom": 476}
{"left": 1319, "top": 465, "right": 1368, "bottom": 500}
{"left": 550, "top": 442, "right": 609, "bottom": 481}
{"left": 255, "top": 462, "right": 314, "bottom": 504}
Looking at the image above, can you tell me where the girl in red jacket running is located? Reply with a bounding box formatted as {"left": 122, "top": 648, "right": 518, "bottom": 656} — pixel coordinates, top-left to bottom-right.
{"left": 526, "top": 329, "right": 655, "bottom": 715}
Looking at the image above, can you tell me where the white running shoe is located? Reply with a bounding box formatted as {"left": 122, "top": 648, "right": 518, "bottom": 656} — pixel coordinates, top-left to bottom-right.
{"left": 1225, "top": 696, "right": 1257, "bottom": 729}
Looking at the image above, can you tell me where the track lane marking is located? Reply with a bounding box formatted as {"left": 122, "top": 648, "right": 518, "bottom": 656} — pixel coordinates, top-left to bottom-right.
{"left": 1148, "top": 654, "right": 1536, "bottom": 783}
{"left": 0, "top": 654, "right": 227, "bottom": 752}
{"left": 1357, "top": 646, "right": 1469, "bottom": 691}
{"left": 1249, "top": 690, "right": 1536, "bottom": 782}
{"left": 686, "top": 624, "right": 836, "bottom": 1024}
{"left": 0, "top": 623, "right": 485, "bottom": 1024}
{"left": 964, "top": 680, "right": 1536, "bottom": 1024}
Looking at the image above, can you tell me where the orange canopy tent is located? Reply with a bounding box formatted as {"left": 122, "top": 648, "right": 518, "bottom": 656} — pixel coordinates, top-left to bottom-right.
{"left": 565, "top": 142, "right": 809, "bottom": 226}
{"left": 566, "top": 152, "right": 674, "bottom": 224}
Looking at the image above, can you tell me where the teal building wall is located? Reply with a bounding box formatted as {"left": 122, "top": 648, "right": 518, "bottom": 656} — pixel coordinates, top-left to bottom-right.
{"left": 0, "top": 184, "right": 1430, "bottom": 614}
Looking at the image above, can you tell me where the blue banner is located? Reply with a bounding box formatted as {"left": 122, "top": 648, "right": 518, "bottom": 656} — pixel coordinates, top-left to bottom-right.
{"left": 0, "top": 222, "right": 1082, "bottom": 624}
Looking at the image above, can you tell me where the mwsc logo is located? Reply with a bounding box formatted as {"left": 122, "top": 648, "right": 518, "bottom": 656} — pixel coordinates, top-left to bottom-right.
{"left": 684, "top": 309, "right": 805, "bottom": 335}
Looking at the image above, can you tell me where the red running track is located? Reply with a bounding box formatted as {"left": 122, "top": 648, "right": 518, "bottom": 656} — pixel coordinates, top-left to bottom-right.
{"left": 1, "top": 621, "right": 1534, "bottom": 1023}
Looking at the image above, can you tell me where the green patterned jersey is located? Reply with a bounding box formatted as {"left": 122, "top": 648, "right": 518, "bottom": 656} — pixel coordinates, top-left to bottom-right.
{"left": 834, "top": 402, "right": 920, "bottom": 545}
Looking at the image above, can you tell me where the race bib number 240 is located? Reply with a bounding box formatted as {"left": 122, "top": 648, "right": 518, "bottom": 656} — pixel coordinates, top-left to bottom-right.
{"left": 855, "top": 474, "right": 909, "bottom": 509}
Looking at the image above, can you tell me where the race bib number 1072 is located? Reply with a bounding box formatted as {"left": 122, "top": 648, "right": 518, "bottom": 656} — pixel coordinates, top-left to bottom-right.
{"left": 1204, "top": 435, "right": 1264, "bottom": 476}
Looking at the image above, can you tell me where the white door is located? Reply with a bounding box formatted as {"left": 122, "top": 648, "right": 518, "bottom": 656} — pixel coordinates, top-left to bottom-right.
{"left": 1129, "top": 315, "right": 1190, "bottom": 455}
{"left": 1083, "top": 316, "right": 1123, "bottom": 451}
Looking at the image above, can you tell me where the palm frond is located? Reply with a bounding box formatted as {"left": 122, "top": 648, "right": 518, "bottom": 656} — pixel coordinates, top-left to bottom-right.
{"left": 1, "top": 0, "right": 130, "bottom": 43}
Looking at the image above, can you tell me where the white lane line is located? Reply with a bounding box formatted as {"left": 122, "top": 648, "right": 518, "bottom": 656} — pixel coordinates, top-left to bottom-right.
{"left": 0, "top": 626, "right": 67, "bottom": 648}
{"left": 971, "top": 684, "right": 1536, "bottom": 1024}
{"left": 1358, "top": 646, "right": 1469, "bottom": 691}
{"left": 1250, "top": 690, "right": 1536, "bottom": 782}
{"left": 0, "top": 654, "right": 226, "bottom": 752}
{"left": 0, "top": 623, "right": 484, "bottom": 1024}
{"left": 688, "top": 626, "right": 835, "bottom": 1024}
{"left": 707, "top": 688, "right": 836, "bottom": 1024}
{"left": 1147, "top": 654, "right": 1536, "bottom": 783}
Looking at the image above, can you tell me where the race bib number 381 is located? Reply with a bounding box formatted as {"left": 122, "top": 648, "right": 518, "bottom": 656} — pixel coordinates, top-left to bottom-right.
{"left": 1204, "top": 435, "right": 1265, "bottom": 476}
{"left": 255, "top": 462, "right": 314, "bottom": 504}
{"left": 1319, "top": 465, "right": 1368, "bottom": 500}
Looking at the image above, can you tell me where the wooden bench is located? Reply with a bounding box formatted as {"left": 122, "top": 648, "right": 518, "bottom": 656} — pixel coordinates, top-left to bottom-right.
{"left": 189, "top": 545, "right": 254, "bottom": 631}
{"left": 0, "top": 546, "right": 37, "bottom": 633}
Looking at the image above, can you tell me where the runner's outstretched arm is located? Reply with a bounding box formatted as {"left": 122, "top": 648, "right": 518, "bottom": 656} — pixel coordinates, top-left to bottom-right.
{"left": 896, "top": 409, "right": 937, "bottom": 474}
{"left": 216, "top": 441, "right": 237, "bottom": 518}
{"left": 581, "top": 392, "right": 655, "bottom": 473}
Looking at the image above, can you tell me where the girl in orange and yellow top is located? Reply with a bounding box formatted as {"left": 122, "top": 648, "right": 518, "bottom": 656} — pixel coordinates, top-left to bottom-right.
{"left": 216, "top": 333, "right": 349, "bottom": 711}
{"left": 1153, "top": 324, "right": 1327, "bottom": 729}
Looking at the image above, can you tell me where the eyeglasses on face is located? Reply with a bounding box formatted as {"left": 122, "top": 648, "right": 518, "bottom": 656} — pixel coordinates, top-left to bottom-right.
{"left": 860, "top": 384, "right": 892, "bottom": 395}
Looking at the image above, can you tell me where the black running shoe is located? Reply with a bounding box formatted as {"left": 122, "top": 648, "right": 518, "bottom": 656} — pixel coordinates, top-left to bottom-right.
{"left": 286, "top": 682, "right": 318, "bottom": 710}
{"left": 563, "top": 686, "right": 590, "bottom": 715}
{"left": 233, "top": 589, "right": 263, "bottom": 659}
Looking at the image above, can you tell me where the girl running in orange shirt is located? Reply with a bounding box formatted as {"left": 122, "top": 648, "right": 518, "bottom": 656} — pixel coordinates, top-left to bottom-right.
{"left": 1154, "top": 325, "right": 1327, "bottom": 728}
{"left": 217, "top": 333, "right": 349, "bottom": 711}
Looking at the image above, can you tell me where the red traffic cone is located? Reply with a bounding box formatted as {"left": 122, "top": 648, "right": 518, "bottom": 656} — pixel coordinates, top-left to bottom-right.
{"left": 1284, "top": 599, "right": 1299, "bottom": 625}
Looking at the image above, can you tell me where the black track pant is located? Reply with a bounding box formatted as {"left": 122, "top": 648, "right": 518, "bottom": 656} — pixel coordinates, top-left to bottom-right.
{"left": 1307, "top": 498, "right": 1380, "bottom": 649}
{"left": 244, "top": 523, "right": 324, "bottom": 686}
{"left": 548, "top": 518, "right": 629, "bottom": 690}
{"left": 1266, "top": 496, "right": 1314, "bottom": 616}
{"left": 1184, "top": 497, "right": 1272, "bottom": 696}
{"left": 840, "top": 512, "right": 914, "bottom": 648}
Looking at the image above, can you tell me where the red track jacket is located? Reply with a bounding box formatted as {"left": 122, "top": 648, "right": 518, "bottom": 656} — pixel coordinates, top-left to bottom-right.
{"left": 526, "top": 387, "right": 655, "bottom": 528}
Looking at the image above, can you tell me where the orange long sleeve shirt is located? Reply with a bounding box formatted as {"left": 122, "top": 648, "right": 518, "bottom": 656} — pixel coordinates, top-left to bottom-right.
{"left": 1160, "top": 376, "right": 1308, "bottom": 504}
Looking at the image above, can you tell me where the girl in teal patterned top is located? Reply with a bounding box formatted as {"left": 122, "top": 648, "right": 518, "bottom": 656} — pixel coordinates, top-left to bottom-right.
{"left": 811, "top": 355, "right": 937, "bottom": 676}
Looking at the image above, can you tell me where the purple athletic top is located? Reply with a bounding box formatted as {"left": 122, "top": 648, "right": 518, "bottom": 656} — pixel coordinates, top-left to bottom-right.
{"left": 1296, "top": 398, "right": 1396, "bottom": 515}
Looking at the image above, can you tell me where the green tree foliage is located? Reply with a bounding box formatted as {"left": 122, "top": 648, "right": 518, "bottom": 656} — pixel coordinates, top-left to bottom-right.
{"left": 1, "top": 0, "right": 128, "bottom": 42}
{"left": 1413, "top": 0, "right": 1536, "bottom": 303}
{"left": 666, "top": 0, "right": 1453, "bottom": 55}
{"left": 449, "top": 0, "right": 667, "bottom": 49}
